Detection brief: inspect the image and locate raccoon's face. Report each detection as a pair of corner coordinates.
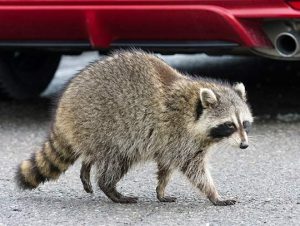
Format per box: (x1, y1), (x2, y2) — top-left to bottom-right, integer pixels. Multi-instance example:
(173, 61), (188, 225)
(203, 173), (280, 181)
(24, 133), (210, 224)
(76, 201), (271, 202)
(196, 83), (253, 149)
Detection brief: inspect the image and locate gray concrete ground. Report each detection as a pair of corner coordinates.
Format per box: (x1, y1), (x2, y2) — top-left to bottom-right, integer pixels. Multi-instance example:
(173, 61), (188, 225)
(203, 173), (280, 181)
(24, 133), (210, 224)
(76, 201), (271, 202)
(0, 53), (299, 225)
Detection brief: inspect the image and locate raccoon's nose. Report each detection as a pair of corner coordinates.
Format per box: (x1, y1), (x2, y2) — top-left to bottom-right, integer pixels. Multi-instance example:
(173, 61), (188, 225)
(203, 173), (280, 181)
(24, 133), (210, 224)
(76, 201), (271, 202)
(240, 142), (248, 149)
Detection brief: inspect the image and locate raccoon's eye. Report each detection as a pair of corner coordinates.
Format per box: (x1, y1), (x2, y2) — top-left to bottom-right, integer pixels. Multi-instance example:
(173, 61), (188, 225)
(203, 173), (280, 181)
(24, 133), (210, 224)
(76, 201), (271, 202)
(243, 120), (251, 133)
(209, 121), (236, 139)
(224, 121), (235, 129)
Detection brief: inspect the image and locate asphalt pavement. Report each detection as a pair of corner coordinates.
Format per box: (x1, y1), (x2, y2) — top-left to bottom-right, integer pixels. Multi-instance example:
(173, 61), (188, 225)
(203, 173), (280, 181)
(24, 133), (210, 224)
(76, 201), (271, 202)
(0, 52), (299, 225)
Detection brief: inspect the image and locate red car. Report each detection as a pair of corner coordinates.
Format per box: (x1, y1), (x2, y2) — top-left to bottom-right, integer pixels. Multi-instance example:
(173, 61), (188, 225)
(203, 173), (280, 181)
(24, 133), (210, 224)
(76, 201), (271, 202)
(0, 0), (300, 98)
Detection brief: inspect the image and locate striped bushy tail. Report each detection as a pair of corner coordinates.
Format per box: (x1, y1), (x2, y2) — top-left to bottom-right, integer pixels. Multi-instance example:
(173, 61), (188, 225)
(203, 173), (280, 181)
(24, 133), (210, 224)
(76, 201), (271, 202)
(15, 131), (79, 190)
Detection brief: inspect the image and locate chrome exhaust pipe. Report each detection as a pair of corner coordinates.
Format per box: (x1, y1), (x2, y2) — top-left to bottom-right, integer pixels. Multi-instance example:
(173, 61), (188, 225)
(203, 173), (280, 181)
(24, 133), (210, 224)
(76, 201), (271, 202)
(275, 32), (300, 57)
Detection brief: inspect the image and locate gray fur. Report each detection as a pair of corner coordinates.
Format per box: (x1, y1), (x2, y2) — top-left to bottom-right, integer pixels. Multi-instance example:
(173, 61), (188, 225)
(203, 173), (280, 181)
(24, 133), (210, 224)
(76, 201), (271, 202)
(16, 50), (253, 205)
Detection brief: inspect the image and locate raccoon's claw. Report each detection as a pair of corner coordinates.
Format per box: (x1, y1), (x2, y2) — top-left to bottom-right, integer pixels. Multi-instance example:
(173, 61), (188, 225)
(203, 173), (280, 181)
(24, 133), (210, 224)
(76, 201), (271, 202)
(81, 175), (93, 193)
(80, 162), (93, 193)
(158, 196), (177, 202)
(83, 182), (93, 194)
(115, 196), (139, 204)
(213, 199), (236, 206)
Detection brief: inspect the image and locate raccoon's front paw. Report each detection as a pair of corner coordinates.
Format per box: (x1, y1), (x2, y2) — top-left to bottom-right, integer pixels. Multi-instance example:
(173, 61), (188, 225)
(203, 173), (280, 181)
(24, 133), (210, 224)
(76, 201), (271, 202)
(213, 199), (236, 206)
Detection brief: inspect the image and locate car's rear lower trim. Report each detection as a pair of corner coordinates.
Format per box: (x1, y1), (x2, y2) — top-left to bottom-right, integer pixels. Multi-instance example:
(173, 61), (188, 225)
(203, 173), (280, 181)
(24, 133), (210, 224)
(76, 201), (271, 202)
(109, 40), (239, 53)
(0, 40), (239, 54)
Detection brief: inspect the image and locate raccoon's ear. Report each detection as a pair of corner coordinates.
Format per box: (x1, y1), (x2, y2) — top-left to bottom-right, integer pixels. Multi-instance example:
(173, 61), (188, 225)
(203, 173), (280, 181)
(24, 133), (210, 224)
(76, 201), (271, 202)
(200, 88), (218, 108)
(233, 83), (247, 101)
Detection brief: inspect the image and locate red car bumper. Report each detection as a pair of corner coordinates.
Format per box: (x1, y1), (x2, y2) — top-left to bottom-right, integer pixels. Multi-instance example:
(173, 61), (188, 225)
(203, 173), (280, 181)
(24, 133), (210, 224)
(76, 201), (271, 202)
(0, 0), (300, 58)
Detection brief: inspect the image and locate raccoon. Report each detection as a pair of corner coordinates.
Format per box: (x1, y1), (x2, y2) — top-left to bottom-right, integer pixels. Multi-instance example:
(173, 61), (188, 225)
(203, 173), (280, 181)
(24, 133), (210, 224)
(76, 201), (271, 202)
(15, 50), (253, 205)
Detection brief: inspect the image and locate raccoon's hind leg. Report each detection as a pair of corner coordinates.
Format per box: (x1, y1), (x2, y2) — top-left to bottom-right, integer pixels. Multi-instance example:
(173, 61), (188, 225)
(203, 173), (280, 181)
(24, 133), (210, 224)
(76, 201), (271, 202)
(97, 155), (138, 204)
(156, 163), (176, 202)
(80, 161), (93, 193)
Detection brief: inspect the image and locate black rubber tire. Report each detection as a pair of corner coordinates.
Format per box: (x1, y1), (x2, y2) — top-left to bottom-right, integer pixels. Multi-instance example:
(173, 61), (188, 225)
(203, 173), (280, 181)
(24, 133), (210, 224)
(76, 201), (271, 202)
(0, 51), (61, 99)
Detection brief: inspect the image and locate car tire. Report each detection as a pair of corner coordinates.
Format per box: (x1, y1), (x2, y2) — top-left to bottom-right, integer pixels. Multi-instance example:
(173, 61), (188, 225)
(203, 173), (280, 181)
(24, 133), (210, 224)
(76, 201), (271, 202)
(0, 51), (61, 99)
